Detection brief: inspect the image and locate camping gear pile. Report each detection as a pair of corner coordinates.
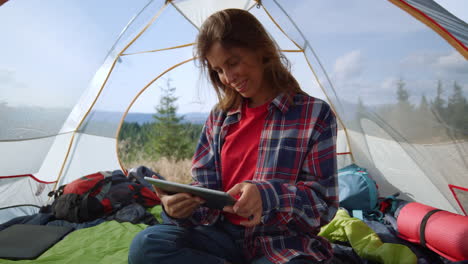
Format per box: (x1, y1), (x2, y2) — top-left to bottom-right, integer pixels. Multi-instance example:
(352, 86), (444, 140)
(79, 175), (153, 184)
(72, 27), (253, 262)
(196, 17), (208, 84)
(1, 0), (467, 263)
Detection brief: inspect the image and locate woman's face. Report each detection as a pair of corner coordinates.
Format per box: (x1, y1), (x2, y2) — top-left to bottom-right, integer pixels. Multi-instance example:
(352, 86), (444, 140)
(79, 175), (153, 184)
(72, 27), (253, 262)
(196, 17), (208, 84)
(206, 42), (273, 107)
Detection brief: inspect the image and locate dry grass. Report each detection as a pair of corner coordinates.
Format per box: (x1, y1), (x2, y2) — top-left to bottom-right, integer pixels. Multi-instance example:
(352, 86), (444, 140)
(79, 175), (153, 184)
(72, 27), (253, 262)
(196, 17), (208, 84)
(124, 157), (193, 184)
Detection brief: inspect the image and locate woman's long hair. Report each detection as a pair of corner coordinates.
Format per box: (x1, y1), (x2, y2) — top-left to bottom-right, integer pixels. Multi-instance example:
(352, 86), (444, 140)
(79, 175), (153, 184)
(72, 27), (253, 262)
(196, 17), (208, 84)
(196, 8), (302, 111)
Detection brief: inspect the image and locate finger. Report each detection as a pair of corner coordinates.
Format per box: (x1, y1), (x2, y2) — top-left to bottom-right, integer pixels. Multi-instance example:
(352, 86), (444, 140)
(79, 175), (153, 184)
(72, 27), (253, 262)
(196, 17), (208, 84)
(235, 199), (256, 215)
(165, 199), (200, 218)
(161, 193), (196, 214)
(153, 187), (167, 198)
(170, 206), (196, 219)
(233, 207), (252, 218)
(165, 193), (198, 208)
(226, 184), (246, 213)
(151, 175), (163, 192)
(226, 183), (243, 198)
(233, 187), (257, 214)
(171, 201), (200, 218)
(228, 184), (249, 211)
(242, 198), (262, 214)
(222, 205), (235, 214)
(236, 197), (263, 218)
(193, 196), (206, 204)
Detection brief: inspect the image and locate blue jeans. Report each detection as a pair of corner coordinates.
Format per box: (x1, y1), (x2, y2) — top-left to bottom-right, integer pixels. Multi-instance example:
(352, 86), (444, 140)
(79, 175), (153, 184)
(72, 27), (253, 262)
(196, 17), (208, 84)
(128, 219), (246, 264)
(128, 219), (325, 264)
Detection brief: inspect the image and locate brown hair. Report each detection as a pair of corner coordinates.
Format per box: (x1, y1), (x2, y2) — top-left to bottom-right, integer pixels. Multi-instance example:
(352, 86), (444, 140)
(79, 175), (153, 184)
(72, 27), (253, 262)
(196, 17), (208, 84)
(196, 8), (302, 111)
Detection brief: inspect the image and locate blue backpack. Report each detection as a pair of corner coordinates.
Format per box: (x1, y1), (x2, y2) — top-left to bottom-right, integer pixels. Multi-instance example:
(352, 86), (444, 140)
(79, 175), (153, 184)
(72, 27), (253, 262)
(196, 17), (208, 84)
(338, 164), (379, 217)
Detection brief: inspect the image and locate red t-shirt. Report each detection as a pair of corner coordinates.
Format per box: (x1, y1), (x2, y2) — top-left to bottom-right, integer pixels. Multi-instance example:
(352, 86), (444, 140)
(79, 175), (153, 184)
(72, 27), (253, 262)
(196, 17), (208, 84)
(221, 101), (269, 224)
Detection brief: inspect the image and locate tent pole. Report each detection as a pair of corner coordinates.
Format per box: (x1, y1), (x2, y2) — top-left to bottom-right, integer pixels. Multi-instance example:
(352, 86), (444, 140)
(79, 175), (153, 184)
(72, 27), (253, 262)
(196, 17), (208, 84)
(302, 52), (356, 164)
(50, 54), (122, 196)
(50, 2), (171, 192)
(122, 43), (194, 56)
(114, 57), (196, 173)
(262, 3), (356, 163)
(119, 2), (170, 56)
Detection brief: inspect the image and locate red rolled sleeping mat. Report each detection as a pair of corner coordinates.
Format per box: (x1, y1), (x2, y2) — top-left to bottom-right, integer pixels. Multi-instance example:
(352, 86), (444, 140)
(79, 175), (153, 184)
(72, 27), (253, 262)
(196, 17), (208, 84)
(397, 202), (468, 261)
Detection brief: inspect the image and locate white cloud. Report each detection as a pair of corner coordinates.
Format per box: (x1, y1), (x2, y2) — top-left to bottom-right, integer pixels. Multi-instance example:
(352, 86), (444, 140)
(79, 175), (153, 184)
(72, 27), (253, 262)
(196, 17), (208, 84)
(380, 77), (399, 93)
(333, 50), (364, 82)
(434, 51), (468, 74)
(401, 51), (468, 76)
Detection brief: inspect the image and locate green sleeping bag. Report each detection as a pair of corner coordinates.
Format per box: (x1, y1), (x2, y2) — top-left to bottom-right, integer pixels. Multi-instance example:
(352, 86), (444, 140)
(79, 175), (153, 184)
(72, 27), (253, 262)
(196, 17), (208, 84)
(319, 209), (417, 264)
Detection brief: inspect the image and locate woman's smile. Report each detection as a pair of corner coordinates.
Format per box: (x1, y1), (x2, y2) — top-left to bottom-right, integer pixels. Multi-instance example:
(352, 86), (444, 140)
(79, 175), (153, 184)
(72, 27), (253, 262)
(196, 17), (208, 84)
(233, 80), (247, 93)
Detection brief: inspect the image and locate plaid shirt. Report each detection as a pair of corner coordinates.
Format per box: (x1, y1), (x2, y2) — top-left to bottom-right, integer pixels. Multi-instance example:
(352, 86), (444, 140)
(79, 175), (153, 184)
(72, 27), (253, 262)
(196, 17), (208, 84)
(168, 92), (338, 263)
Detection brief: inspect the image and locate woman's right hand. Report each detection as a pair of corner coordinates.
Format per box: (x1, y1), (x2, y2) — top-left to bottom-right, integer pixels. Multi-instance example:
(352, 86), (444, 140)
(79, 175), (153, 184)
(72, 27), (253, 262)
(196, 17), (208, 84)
(154, 186), (205, 219)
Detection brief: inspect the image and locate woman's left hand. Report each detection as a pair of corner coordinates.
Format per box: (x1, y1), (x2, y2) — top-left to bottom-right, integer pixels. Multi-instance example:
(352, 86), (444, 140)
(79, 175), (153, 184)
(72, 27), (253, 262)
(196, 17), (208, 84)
(223, 182), (262, 227)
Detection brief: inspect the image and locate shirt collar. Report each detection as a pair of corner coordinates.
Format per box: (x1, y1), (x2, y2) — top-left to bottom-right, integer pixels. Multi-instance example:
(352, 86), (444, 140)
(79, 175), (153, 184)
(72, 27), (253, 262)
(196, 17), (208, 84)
(270, 92), (291, 113)
(226, 93), (292, 116)
(226, 103), (242, 116)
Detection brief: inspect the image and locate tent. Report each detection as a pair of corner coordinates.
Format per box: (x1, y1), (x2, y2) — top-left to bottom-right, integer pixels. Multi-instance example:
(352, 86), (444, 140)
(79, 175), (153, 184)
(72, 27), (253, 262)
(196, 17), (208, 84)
(0, 0), (467, 235)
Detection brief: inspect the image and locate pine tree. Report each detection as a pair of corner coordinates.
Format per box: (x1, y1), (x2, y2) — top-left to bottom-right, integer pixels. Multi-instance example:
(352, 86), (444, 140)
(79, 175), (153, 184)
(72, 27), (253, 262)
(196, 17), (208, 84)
(431, 80), (446, 119)
(146, 79), (193, 161)
(396, 78), (413, 116)
(447, 81), (468, 137)
(419, 94), (429, 112)
(396, 78), (410, 105)
(393, 78), (415, 139)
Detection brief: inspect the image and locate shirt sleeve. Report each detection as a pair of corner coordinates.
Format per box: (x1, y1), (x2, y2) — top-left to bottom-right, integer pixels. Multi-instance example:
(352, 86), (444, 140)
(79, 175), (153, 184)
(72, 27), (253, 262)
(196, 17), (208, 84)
(164, 109), (221, 227)
(249, 105), (339, 231)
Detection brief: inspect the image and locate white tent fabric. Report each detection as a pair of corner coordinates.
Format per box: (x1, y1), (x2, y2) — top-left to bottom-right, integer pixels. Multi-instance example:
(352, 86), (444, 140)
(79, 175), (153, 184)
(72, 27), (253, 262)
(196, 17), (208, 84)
(406, 0), (468, 47)
(173, 0), (256, 28)
(1, 0), (467, 223)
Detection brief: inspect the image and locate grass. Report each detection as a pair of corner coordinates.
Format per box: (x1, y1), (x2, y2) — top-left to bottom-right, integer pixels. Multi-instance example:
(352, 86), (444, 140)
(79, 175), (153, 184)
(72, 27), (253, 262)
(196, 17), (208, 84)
(123, 157), (193, 184)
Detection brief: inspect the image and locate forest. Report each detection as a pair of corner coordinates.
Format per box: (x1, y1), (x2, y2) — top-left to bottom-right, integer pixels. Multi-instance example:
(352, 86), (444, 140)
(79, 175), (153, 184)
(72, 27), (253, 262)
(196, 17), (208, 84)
(363, 80), (468, 143)
(117, 79), (467, 180)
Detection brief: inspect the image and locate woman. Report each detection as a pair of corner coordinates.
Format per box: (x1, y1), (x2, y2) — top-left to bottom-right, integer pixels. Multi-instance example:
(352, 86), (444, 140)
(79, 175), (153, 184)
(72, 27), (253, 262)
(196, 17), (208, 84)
(128, 8), (338, 264)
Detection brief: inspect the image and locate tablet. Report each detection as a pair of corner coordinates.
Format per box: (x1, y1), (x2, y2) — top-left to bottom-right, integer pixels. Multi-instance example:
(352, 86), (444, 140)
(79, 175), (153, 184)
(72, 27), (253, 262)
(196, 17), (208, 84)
(144, 177), (236, 210)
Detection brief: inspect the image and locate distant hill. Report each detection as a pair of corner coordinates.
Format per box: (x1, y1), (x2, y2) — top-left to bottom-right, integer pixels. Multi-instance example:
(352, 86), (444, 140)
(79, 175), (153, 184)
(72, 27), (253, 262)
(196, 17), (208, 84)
(124, 112), (208, 125)
(123, 112), (153, 124)
(84, 111), (208, 125)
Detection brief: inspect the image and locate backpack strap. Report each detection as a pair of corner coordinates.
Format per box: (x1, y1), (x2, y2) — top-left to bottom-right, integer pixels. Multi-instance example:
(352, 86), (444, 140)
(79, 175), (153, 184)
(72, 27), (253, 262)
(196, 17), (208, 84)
(79, 177), (113, 220)
(82, 177), (112, 201)
(83, 174), (130, 202)
(419, 209), (442, 247)
(48, 184), (66, 199)
(80, 174), (135, 219)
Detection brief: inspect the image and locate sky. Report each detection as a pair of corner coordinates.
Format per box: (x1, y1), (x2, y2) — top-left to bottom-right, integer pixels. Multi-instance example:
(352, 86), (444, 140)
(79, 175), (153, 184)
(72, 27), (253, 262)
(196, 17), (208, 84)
(0, 0), (467, 115)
